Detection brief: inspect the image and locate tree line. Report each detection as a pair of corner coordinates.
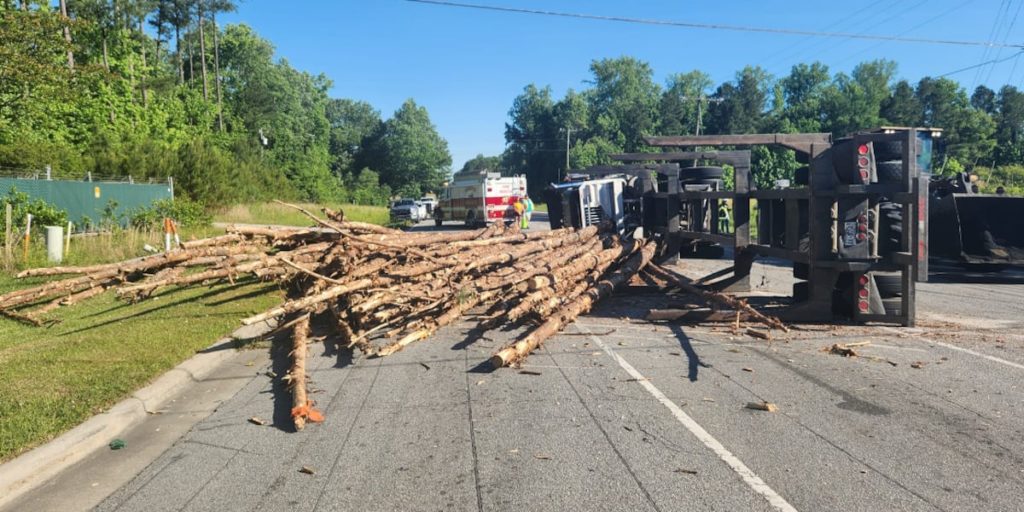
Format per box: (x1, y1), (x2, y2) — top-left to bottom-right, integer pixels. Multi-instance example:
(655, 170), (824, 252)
(0, 1), (452, 207)
(499, 57), (1023, 195)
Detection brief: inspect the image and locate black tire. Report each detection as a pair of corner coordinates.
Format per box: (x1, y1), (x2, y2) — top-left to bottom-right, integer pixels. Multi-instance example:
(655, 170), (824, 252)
(794, 166), (809, 186)
(876, 160), (903, 184)
(882, 297), (902, 315)
(872, 272), (902, 297)
(465, 210), (475, 227)
(793, 281), (809, 302)
(872, 141), (903, 161)
(793, 262), (809, 280)
(680, 178), (723, 186)
(680, 166), (724, 181)
(434, 216), (443, 227)
(878, 202), (903, 254)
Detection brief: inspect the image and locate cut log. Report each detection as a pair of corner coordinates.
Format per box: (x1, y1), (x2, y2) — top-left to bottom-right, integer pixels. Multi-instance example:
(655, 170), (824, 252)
(490, 241), (655, 368)
(644, 264), (789, 333)
(241, 278), (374, 325)
(286, 314), (322, 431)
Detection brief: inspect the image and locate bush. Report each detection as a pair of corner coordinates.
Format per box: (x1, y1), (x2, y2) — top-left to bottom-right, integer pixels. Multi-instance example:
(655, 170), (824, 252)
(0, 187), (69, 244)
(128, 198), (211, 230)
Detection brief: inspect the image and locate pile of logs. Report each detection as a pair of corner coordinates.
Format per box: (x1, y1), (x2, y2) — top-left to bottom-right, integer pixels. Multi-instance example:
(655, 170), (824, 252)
(0, 203), (661, 430)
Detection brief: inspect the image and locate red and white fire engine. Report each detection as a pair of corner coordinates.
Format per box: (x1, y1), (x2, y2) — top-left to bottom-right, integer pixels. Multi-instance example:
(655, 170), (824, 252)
(433, 172), (527, 227)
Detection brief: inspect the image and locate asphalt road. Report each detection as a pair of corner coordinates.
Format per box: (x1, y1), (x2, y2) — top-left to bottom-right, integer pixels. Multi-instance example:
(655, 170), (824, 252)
(12, 217), (1024, 512)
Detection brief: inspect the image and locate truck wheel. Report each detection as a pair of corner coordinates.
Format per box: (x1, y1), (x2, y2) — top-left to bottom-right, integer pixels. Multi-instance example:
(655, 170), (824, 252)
(680, 166), (724, 182)
(465, 211), (475, 227)
(434, 214), (443, 227)
(872, 141), (903, 161)
(876, 160), (903, 183)
(882, 297), (902, 315)
(878, 202), (903, 254)
(872, 272), (902, 297)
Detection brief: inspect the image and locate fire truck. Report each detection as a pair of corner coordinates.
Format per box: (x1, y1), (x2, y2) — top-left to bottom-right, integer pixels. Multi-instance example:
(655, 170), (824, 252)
(433, 172), (527, 227)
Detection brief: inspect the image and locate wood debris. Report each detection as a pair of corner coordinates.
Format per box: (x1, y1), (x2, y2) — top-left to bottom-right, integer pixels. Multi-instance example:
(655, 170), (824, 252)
(826, 341), (871, 357)
(745, 401), (778, 412)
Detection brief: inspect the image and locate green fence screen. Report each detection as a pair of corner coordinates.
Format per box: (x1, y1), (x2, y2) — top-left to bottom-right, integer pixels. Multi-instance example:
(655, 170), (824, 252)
(0, 178), (173, 226)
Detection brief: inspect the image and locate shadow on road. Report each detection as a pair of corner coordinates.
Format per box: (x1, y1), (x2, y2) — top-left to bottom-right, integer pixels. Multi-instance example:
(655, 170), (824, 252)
(927, 259), (1024, 285)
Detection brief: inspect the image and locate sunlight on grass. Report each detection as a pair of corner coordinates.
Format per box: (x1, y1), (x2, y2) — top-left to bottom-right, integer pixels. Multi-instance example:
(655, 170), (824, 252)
(0, 274), (282, 462)
(212, 202), (389, 227)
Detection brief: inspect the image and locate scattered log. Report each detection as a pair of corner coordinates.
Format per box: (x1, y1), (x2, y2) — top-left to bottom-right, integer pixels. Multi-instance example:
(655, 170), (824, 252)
(490, 241), (655, 368)
(643, 264), (789, 333)
(285, 314), (322, 431)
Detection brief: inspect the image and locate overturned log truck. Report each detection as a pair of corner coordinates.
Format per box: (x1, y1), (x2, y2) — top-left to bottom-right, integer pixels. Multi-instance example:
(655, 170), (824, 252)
(548, 128), (939, 326)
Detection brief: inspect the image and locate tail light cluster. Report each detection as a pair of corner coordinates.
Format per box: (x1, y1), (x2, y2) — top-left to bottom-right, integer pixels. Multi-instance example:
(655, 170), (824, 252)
(857, 274), (870, 313)
(856, 144), (871, 184)
(856, 211), (868, 243)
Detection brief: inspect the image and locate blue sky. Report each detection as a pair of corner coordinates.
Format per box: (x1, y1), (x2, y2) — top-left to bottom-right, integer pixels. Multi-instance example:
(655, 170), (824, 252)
(221, 0), (1023, 171)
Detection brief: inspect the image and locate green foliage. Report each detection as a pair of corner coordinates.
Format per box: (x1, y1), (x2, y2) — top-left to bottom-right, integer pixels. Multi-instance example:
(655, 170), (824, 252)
(1, 187), (69, 243)
(366, 99), (452, 197)
(975, 165), (1024, 195)
(0, 8), (430, 211)
(459, 154), (503, 175)
(587, 57), (661, 152)
(343, 168), (391, 206)
(128, 197), (211, 229)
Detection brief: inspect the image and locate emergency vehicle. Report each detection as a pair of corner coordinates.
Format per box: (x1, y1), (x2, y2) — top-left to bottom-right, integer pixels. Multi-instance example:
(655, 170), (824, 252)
(433, 172), (527, 227)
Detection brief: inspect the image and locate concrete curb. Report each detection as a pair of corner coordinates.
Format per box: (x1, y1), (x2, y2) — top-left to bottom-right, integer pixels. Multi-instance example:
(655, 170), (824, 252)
(0, 321), (275, 509)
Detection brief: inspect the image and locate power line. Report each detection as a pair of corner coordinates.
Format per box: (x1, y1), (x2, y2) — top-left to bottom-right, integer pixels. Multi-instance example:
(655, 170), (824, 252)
(972, 0), (1013, 89)
(762, 0), (892, 72)
(984, 0), (1024, 83)
(939, 49), (1024, 77)
(405, 0), (1024, 48)
(834, 0), (978, 67)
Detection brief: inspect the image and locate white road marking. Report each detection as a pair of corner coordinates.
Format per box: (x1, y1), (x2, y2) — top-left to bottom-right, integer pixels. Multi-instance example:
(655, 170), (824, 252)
(865, 344), (929, 353)
(881, 327), (1024, 371)
(576, 324), (799, 512)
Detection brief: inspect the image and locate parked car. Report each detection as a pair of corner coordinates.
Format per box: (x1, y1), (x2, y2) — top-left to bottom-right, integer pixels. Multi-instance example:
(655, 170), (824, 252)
(418, 196), (437, 215)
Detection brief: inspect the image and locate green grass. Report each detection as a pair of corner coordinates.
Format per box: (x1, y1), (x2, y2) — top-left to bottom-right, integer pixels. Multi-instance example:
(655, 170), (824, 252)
(0, 274), (282, 462)
(212, 202), (389, 227)
(0, 221), (285, 462)
(0, 201), (386, 460)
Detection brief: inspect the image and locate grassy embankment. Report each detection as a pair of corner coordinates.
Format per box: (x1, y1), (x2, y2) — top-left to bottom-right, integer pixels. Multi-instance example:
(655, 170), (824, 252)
(0, 202), (385, 462)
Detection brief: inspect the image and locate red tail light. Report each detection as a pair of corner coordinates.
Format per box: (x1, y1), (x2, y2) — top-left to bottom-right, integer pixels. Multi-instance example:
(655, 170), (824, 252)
(858, 144), (870, 155)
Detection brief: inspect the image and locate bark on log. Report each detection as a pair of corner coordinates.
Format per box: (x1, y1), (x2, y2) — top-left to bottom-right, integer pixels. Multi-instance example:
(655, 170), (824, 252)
(241, 278), (374, 325)
(490, 241), (655, 368)
(287, 314), (321, 431)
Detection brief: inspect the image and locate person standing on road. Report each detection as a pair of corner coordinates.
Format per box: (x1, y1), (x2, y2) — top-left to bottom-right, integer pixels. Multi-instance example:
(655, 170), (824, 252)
(512, 197), (525, 229)
(523, 195), (534, 229)
(718, 199), (732, 233)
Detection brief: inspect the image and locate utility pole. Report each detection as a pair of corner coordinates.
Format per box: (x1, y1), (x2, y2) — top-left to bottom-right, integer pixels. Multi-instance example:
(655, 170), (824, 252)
(682, 95), (724, 136)
(59, 0), (74, 70)
(564, 127), (572, 181)
(679, 95), (723, 167)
